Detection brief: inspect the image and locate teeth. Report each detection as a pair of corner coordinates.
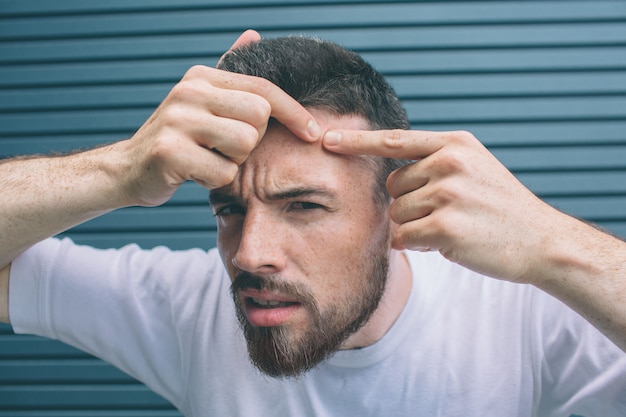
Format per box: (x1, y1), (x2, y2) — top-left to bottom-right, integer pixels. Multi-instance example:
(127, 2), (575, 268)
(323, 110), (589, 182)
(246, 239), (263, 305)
(252, 298), (282, 307)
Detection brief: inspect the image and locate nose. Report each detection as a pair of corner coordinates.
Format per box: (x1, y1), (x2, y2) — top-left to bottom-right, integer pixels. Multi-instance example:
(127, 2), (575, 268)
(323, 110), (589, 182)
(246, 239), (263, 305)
(232, 209), (287, 275)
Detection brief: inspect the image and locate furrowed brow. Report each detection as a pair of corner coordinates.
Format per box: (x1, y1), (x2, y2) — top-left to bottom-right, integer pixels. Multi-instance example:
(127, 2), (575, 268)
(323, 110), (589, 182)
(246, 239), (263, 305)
(266, 187), (337, 202)
(209, 187), (338, 206)
(208, 190), (241, 207)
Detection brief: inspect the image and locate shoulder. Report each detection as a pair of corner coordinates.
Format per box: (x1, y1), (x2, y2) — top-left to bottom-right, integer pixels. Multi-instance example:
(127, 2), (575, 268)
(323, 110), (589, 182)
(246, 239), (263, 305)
(12, 237), (228, 297)
(403, 249), (582, 340)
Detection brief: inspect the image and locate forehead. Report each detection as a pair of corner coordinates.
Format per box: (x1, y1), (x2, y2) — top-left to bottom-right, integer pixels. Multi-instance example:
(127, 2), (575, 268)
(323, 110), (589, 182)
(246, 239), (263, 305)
(215, 112), (374, 200)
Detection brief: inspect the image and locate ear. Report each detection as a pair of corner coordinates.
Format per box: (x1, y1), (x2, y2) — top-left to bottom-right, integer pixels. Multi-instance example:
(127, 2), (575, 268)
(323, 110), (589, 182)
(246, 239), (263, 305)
(217, 30), (261, 66)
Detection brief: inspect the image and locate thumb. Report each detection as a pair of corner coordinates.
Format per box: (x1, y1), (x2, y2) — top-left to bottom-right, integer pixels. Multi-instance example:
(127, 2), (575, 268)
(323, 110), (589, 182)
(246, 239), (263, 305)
(229, 29), (261, 50)
(218, 30), (261, 65)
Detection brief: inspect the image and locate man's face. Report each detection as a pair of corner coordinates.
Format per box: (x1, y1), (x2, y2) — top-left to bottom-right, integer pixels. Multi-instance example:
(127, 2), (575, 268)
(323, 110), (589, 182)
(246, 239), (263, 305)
(210, 112), (392, 378)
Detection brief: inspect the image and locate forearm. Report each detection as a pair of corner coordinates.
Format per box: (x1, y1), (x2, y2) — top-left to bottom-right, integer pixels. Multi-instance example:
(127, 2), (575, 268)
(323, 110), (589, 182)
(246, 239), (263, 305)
(0, 140), (134, 269)
(530, 213), (626, 351)
(0, 61), (319, 270)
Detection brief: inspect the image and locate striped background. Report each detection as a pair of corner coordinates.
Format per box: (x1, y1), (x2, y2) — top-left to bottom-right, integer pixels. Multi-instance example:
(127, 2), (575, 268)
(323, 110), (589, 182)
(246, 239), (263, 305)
(1, 1), (625, 415)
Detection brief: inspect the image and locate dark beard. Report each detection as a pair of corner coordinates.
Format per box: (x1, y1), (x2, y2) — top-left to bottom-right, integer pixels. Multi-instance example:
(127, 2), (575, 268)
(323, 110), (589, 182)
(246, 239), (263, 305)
(230, 251), (389, 379)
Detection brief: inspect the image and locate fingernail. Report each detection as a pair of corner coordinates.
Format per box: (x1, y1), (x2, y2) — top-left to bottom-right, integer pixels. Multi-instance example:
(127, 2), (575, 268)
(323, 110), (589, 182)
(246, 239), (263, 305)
(324, 131), (342, 146)
(307, 120), (322, 140)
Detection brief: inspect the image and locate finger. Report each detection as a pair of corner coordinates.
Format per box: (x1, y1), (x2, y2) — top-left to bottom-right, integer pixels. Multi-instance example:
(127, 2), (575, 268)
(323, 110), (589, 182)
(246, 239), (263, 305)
(390, 191), (434, 225)
(195, 116), (262, 165)
(392, 220), (442, 252)
(217, 30), (262, 66)
(206, 68), (322, 142)
(385, 163), (428, 199)
(268, 90), (322, 142)
(195, 85), (273, 142)
(167, 140), (240, 190)
(391, 205), (455, 252)
(229, 29), (261, 50)
(323, 129), (447, 159)
(191, 157), (239, 190)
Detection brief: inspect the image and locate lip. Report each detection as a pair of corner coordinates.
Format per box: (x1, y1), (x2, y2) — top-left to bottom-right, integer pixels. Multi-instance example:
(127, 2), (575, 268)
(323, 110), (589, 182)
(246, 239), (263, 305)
(239, 289), (302, 327)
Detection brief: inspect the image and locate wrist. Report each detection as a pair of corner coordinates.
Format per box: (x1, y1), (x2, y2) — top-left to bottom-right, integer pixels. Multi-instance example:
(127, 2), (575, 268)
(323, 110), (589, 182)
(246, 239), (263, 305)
(527, 212), (616, 296)
(69, 140), (138, 211)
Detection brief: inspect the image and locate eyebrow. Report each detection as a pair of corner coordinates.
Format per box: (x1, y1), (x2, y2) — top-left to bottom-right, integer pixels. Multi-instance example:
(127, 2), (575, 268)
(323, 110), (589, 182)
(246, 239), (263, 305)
(209, 190), (241, 207)
(209, 187), (337, 206)
(267, 187), (336, 201)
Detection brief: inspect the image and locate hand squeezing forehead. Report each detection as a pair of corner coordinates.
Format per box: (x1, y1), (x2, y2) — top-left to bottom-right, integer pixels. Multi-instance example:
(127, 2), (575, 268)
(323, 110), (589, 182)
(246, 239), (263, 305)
(0, 30), (323, 324)
(122, 30), (321, 207)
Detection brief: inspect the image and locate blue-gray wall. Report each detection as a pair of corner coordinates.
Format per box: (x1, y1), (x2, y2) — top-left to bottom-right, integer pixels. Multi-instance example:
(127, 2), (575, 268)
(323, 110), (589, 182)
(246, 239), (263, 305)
(1, 1), (625, 415)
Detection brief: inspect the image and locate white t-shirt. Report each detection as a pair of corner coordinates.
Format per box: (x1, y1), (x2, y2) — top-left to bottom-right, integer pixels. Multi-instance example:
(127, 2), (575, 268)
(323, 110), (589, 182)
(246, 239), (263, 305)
(9, 238), (626, 416)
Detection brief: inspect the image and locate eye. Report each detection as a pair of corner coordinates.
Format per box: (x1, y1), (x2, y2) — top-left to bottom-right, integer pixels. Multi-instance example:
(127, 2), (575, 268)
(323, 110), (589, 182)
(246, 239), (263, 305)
(213, 204), (246, 217)
(288, 201), (325, 211)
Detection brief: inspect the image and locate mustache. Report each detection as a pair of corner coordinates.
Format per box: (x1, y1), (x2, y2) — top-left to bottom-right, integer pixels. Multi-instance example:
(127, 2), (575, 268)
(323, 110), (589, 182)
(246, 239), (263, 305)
(230, 272), (317, 307)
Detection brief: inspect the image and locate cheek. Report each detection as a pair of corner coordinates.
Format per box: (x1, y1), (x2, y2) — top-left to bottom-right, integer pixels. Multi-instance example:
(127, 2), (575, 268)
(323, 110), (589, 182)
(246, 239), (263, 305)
(216, 223), (242, 278)
(298, 211), (390, 295)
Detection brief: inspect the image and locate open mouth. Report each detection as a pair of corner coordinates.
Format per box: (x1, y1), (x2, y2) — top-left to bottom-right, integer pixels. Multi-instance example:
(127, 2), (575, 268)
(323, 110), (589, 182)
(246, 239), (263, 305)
(248, 297), (300, 309)
(239, 291), (302, 327)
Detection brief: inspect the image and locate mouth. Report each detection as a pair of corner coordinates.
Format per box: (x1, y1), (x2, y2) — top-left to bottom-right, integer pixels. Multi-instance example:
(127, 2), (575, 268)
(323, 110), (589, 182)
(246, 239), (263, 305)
(249, 297), (299, 309)
(239, 289), (302, 327)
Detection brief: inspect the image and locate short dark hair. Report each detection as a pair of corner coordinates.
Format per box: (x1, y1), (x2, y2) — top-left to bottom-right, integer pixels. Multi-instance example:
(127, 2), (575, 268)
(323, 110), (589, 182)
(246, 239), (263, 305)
(217, 36), (410, 205)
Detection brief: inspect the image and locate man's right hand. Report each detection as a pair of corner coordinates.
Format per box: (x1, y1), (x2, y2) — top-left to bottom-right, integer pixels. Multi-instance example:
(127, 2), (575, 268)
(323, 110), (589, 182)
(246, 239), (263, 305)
(120, 32), (321, 207)
(0, 30), (321, 322)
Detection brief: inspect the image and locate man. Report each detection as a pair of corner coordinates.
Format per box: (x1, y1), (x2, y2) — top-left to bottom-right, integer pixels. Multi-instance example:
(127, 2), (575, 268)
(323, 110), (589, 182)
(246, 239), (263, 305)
(1, 31), (626, 416)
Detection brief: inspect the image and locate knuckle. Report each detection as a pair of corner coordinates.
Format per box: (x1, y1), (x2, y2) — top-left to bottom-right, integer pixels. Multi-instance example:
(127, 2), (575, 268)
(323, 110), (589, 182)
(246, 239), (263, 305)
(395, 224), (433, 252)
(214, 162), (239, 187)
(432, 180), (463, 205)
(435, 207), (464, 237)
(389, 194), (428, 225)
(429, 148), (468, 175)
(386, 163), (414, 195)
(241, 123), (261, 147)
(150, 133), (179, 157)
(388, 200), (406, 224)
(159, 103), (190, 128)
(385, 176), (400, 199)
(393, 228), (410, 248)
(233, 125), (261, 161)
(252, 76), (274, 97)
(183, 64), (210, 80)
(425, 212), (452, 240)
(450, 130), (478, 145)
(170, 78), (205, 100)
(381, 129), (407, 149)
(248, 97), (272, 125)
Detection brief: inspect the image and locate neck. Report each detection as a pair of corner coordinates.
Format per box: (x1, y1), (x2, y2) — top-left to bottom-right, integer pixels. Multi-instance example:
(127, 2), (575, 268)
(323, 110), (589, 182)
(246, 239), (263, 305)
(340, 249), (413, 349)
